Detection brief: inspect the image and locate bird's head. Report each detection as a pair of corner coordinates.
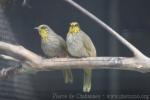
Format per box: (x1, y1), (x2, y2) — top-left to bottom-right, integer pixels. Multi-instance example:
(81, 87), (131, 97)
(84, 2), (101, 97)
(34, 24), (49, 41)
(68, 22), (80, 35)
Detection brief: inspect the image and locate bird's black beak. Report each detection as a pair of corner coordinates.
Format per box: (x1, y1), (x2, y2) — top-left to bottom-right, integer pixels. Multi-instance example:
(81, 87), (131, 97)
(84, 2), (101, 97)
(34, 27), (39, 30)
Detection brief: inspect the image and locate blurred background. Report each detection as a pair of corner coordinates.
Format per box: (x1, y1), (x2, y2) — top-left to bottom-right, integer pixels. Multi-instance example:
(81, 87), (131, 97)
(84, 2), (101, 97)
(0, 0), (150, 100)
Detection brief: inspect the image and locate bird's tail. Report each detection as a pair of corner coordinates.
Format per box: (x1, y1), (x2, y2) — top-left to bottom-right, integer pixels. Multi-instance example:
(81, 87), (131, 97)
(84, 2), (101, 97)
(63, 69), (73, 84)
(83, 68), (92, 92)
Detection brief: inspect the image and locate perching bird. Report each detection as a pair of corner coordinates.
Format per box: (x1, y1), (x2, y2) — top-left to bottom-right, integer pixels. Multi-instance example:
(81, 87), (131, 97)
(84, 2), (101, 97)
(35, 24), (73, 84)
(66, 22), (96, 92)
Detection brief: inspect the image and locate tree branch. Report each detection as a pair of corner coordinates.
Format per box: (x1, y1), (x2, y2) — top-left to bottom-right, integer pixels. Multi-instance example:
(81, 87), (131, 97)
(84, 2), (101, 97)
(0, 0), (149, 78)
(0, 41), (149, 75)
(64, 0), (148, 60)
(0, 41), (42, 64)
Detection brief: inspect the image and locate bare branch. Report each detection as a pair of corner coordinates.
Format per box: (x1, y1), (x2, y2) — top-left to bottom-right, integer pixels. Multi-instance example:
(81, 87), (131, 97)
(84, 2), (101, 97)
(0, 41), (149, 75)
(0, 41), (42, 64)
(0, 0), (149, 78)
(0, 54), (19, 61)
(33, 57), (150, 73)
(64, 0), (148, 60)
(0, 1), (149, 80)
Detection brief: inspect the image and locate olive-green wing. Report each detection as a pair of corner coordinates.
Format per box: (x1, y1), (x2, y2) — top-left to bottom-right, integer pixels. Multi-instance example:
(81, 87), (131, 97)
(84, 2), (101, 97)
(81, 31), (96, 57)
(56, 35), (69, 56)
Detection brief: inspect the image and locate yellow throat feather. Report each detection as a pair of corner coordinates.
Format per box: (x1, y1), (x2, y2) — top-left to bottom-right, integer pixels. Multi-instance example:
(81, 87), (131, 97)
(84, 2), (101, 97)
(38, 25), (49, 42)
(68, 22), (80, 35)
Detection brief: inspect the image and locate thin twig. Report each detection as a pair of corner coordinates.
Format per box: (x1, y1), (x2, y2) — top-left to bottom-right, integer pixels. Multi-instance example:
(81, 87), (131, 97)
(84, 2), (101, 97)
(64, 0), (148, 60)
(0, 54), (19, 61)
